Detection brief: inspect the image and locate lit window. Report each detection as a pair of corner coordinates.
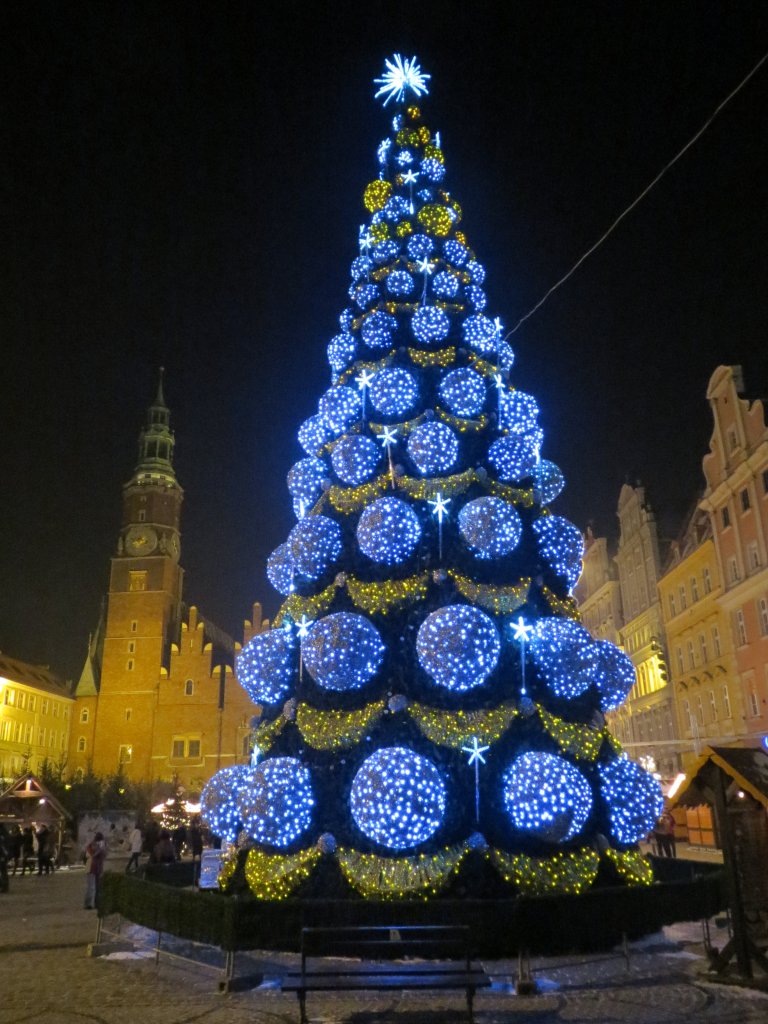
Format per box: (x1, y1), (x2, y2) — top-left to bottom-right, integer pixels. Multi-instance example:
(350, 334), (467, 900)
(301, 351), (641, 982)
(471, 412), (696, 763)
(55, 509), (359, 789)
(118, 744), (132, 764)
(741, 488), (751, 512)
(28, 696), (36, 712)
(722, 685), (731, 718)
(17, 692), (26, 710)
(39, 728), (46, 745)
(747, 542), (760, 571)
(129, 572), (147, 592)
(703, 567), (712, 594)
(669, 594), (676, 617)
(41, 699), (49, 715)
(131, 620), (138, 633)
(128, 641), (136, 654)
(759, 598), (768, 637)
(53, 702), (60, 718)
(722, 507), (731, 529)
(172, 739), (185, 759)
(4, 689), (14, 706)
(709, 690), (717, 721)
(171, 736), (202, 761)
(729, 557), (739, 584)
(188, 739), (201, 759)
(77, 737), (86, 753)
(691, 577), (699, 602)
(184, 680), (194, 696)
(687, 640), (695, 669)
(736, 609), (748, 647)
(125, 708), (132, 721)
(749, 691), (760, 717)
(712, 626), (721, 657)
(679, 586), (687, 611)
(80, 708), (89, 724)
(127, 659), (134, 671)
(699, 633), (708, 664)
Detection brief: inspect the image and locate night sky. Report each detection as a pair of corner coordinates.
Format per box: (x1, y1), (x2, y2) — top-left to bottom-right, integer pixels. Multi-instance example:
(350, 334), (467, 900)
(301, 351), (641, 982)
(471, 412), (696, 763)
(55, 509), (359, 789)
(3, 3), (768, 681)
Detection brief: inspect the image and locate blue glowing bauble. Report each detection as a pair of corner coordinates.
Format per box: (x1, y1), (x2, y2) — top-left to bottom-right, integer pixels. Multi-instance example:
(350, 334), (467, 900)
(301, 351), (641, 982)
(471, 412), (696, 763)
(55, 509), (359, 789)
(466, 260), (485, 284)
(350, 256), (373, 280)
(416, 604), (501, 691)
(319, 386), (362, 433)
(503, 752), (593, 843)
(387, 269), (415, 296)
(432, 270), (459, 300)
(411, 305), (450, 345)
(361, 310), (397, 350)
(266, 542), (295, 596)
(392, 113), (404, 130)
(339, 308), (354, 331)
(416, 187), (434, 203)
(287, 457), (326, 505)
(406, 233), (434, 260)
(353, 283), (379, 310)
(462, 314), (497, 354)
(377, 138), (391, 164)
(458, 497), (522, 560)
(487, 435), (538, 481)
(465, 285), (487, 311)
(298, 414), (332, 458)
(598, 757), (664, 845)
(238, 757), (314, 849)
(372, 239), (398, 263)
(369, 367), (419, 417)
(330, 435), (381, 485)
(528, 617), (595, 700)
(350, 746), (446, 850)
(356, 496), (422, 564)
(201, 765), (254, 844)
(288, 515), (343, 580)
(302, 612), (385, 691)
(499, 390), (539, 435)
(420, 157), (445, 183)
(591, 640), (636, 713)
(396, 148), (413, 165)
(327, 332), (357, 375)
(384, 195), (410, 221)
(497, 340), (515, 371)
(443, 239), (468, 266)
(407, 421), (458, 474)
(538, 459), (565, 504)
(438, 367), (486, 417)
(533, 515), (584, 590)
(236, 628), (295, 705)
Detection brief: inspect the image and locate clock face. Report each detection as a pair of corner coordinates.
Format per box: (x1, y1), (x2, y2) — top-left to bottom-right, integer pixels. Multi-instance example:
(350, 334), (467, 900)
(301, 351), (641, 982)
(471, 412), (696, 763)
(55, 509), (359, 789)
(125, 526), (158, 556)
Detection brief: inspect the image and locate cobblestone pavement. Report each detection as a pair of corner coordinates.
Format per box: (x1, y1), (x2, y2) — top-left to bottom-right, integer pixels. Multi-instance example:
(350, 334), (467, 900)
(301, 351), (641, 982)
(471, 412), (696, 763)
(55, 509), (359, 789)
(1, 866), (767, 1024)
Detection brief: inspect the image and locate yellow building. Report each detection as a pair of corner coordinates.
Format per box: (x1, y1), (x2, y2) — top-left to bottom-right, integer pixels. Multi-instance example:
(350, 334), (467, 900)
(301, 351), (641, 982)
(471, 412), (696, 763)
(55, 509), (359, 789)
(0, 654), (73, 784)
(67, 374), (265, 790)
(658, 507), (744, 774)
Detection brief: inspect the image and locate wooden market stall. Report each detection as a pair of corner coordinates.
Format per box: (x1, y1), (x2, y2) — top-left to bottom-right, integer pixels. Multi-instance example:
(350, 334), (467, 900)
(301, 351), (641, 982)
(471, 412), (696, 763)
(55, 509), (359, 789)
(0, 772), (71, 863)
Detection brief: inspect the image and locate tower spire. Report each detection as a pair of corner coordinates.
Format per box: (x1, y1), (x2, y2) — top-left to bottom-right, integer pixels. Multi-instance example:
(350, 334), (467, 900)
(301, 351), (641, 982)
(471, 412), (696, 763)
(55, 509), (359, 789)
(130, 370), (177, 486)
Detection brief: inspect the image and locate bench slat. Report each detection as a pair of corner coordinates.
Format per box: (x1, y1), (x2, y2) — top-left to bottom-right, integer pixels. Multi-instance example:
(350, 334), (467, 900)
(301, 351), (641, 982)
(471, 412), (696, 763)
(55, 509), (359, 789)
(282, 973), (489, 992)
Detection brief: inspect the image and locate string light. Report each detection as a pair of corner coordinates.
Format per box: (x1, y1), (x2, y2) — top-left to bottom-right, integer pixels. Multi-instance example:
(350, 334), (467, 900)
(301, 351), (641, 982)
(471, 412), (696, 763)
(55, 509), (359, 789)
(372, 239), (398, 262)
(490, 847), (600, 896)
(533, 514), (585, 590)
(298, 414), (332, 457)
(498, 390), (539, 435)
(488, 434), (538, 482)
(387, 269), (416, 295)
(287, 514), (343, 579)
(537, 705), (605, 762)
(374, 54), (431, 106)
(327, 332), (357, 375)
(502, 751), (593, 843)
(465, 284), (487, 310)
(266, 542), (296, 596)
(361, 309), (397, 349)
(286, 457), (327, 506)
(448, 571), (530, 615)
(416, 604), (501, 692)
(443, 239), (468, 266)
(462, 313), (497, 354)
(417, 203), (453, 236)
(350, 746), (447, 850)
(528, 617), (595, 700)
(200, 765), (253, 844)
(301, 611), (385, 691)
(466, 260), (485, 284)
(357, 495), (422, 564)
(346, 572), (429, 614)
(238, 757), (314, 848)
(406, 233), (434, 260)
(457, 496), (522, 559)
(363, 178), (393, 212)
(408, 701), (518, 749)
(338, 843), (467, 898)
(438, 367), (486, 417)
(598, 757), (664, 845)
(604, 848), (653, 886)
(241, 847), (322, 900)
(538, 459), (566, 504)
(411, 304), (450, 344)
(319, 385), (362, 433)
(330, 435), (381, 485)
(296, 700), (387, 750)
(236, 627), (295, 705)
(369, 367), (419, 417)
(407, 421), (459, 474)
(408, 346), (456, 368)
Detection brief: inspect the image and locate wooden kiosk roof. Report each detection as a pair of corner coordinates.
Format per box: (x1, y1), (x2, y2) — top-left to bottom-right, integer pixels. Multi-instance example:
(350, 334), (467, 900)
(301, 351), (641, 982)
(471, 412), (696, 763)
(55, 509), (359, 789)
(672, 746), (768, 810)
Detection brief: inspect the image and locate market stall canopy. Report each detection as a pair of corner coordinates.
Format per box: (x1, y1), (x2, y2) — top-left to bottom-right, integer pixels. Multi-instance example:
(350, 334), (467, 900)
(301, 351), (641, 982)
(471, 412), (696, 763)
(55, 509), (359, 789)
(671, 746), (768, 809)
(0, 772), (69, 826)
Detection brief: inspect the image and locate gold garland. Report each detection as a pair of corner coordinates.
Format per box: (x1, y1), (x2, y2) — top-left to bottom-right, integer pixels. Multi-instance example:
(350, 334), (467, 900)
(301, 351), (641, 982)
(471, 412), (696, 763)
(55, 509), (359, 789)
(337, 844), (468, 898)
(467, 351), (504, 379)
(243, 847), (323, 900)
(604, 848), (653, 887)
(486, 480), (535, 508)
(490, 847), (600, 896)
(408, 702), (518, 749)
(368, 411), (428, 436)
(337, 352), (394, 385)
(449, 571), (530, 614)
(537, 705), (605, 762)
(347, 572), (429, 614)
(541, 586), (581, 620)
(436, 407), (488, 433)
(327, 474), (391, 514)
(217, 850), (240, 892)
(274, 583), (338, 626)
(296, 701), (387, 750)
(605, 733), (624, 756)
(407, 346), (456, 368)
(398, 468), (477, 501)
(252, 714), (287, 754)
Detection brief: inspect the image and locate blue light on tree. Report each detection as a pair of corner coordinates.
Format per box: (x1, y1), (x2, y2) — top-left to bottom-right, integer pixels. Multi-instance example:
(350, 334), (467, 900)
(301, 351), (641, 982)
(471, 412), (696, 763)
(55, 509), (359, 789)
(369, 367), (419, 417)
(496, 339), (515, 371)
(384, 195), (410, 221)
(350, 256), (373, 280)
(328, 333), (357, 375)
(439, 367), (486, 417)
(503, 752), (593, 843)
(498, 390), (539, 435)
(374, 54), (431, 106)
(361, 310), (397, 349)
(465, 284), (487, 310)
(339, 308), (355, 331)
(458, 496), (522, 559)
(416, 604), (501, 691)
(591, 640), (637, 712)
(598, 757), (663, 845)
(266, 542), (295, 596)
(238, 757), (314, 849)
(466, 259), (485, 284)
(462, 314), (497, 354)
(200, 765), (254, 844)
(528, 617), (596, 700)
(319, 386), (362, 433)
(538, 459), (566, 504)
(443, 239), (468, 266)
(288, 515), (343, 579)
(372, 239), (398, 263)
(236, 627), (296, 705)
(357, 496), (422, 564)
(350, 746), (446, 850)
(407, 421), (459, 474)
(298, 414), (332, 457)
(287, 457), (327, 506)
(420, 157), (445, 183)
(411, 305), (450, 345)
(396, 149), (414, 166)
(432, 270), (460, 300)
(353, 283), (379, 310)
(487, 435), (538, 481)
(407, 233), (434, 260)
(330, 435), (381, 485)
(533, 515), (584, 590)
(387, 269), (415, 296)
(302, 612), (385, 691)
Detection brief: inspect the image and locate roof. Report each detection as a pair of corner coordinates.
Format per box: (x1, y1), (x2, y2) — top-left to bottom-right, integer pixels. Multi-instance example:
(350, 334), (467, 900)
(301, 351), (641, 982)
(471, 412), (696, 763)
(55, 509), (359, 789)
(0, 773), (69, 822)
(0, 653), (72, 698)
(672, 745), (768, 810)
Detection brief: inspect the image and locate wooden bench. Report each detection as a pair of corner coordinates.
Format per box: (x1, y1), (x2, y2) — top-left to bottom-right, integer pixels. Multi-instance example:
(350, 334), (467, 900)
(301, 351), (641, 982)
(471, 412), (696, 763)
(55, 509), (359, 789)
(281, 924), (489, 1023)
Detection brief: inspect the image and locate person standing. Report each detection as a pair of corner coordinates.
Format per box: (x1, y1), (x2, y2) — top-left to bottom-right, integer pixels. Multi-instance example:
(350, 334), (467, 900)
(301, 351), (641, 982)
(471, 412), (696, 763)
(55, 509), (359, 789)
(20, 827), (34, 875)
(36, 824), (53, 875)
(0, 824), (10, 893)
(8, 826), (22, 875)
(126, 823), (143, 873)
(83, 832), (107, 909)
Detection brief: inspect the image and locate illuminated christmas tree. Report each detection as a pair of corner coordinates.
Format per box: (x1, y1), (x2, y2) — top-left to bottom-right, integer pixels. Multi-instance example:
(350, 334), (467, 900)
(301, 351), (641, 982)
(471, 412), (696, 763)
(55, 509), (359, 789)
(203, 55), (663, 900)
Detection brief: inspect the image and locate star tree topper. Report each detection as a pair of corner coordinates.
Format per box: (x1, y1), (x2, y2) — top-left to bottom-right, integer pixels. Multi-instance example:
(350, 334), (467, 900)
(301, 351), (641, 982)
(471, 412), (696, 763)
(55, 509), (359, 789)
(374, 54), (431, 106)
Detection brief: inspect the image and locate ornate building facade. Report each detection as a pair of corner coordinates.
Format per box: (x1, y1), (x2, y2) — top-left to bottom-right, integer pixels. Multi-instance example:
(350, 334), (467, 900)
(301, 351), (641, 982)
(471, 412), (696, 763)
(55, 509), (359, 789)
(0, 654), (73, 784)
(67, 375), (264, 790)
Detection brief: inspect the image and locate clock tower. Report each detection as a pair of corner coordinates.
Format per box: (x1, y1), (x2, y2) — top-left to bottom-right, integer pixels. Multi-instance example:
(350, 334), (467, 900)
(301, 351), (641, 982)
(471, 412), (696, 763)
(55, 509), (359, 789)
(88, 370), (185, 779)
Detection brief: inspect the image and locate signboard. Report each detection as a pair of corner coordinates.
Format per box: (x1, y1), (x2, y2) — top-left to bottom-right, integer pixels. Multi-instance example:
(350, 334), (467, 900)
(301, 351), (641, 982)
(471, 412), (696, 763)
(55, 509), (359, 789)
(198, 849), (225, 889)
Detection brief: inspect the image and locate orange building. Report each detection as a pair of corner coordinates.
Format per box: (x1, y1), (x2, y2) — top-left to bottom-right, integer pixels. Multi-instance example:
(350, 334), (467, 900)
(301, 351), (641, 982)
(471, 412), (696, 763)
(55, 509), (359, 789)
(68, 375), (265, 789)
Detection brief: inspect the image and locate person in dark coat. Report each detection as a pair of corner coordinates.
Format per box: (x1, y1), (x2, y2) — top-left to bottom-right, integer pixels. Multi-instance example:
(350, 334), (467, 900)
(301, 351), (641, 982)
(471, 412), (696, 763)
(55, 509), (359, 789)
(36, 824), (53, 875)
(7, 826), (22, 875)
(20, 827), (35, 875)
(152, 830), (176, 864)
(0, 824), (10, 893)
